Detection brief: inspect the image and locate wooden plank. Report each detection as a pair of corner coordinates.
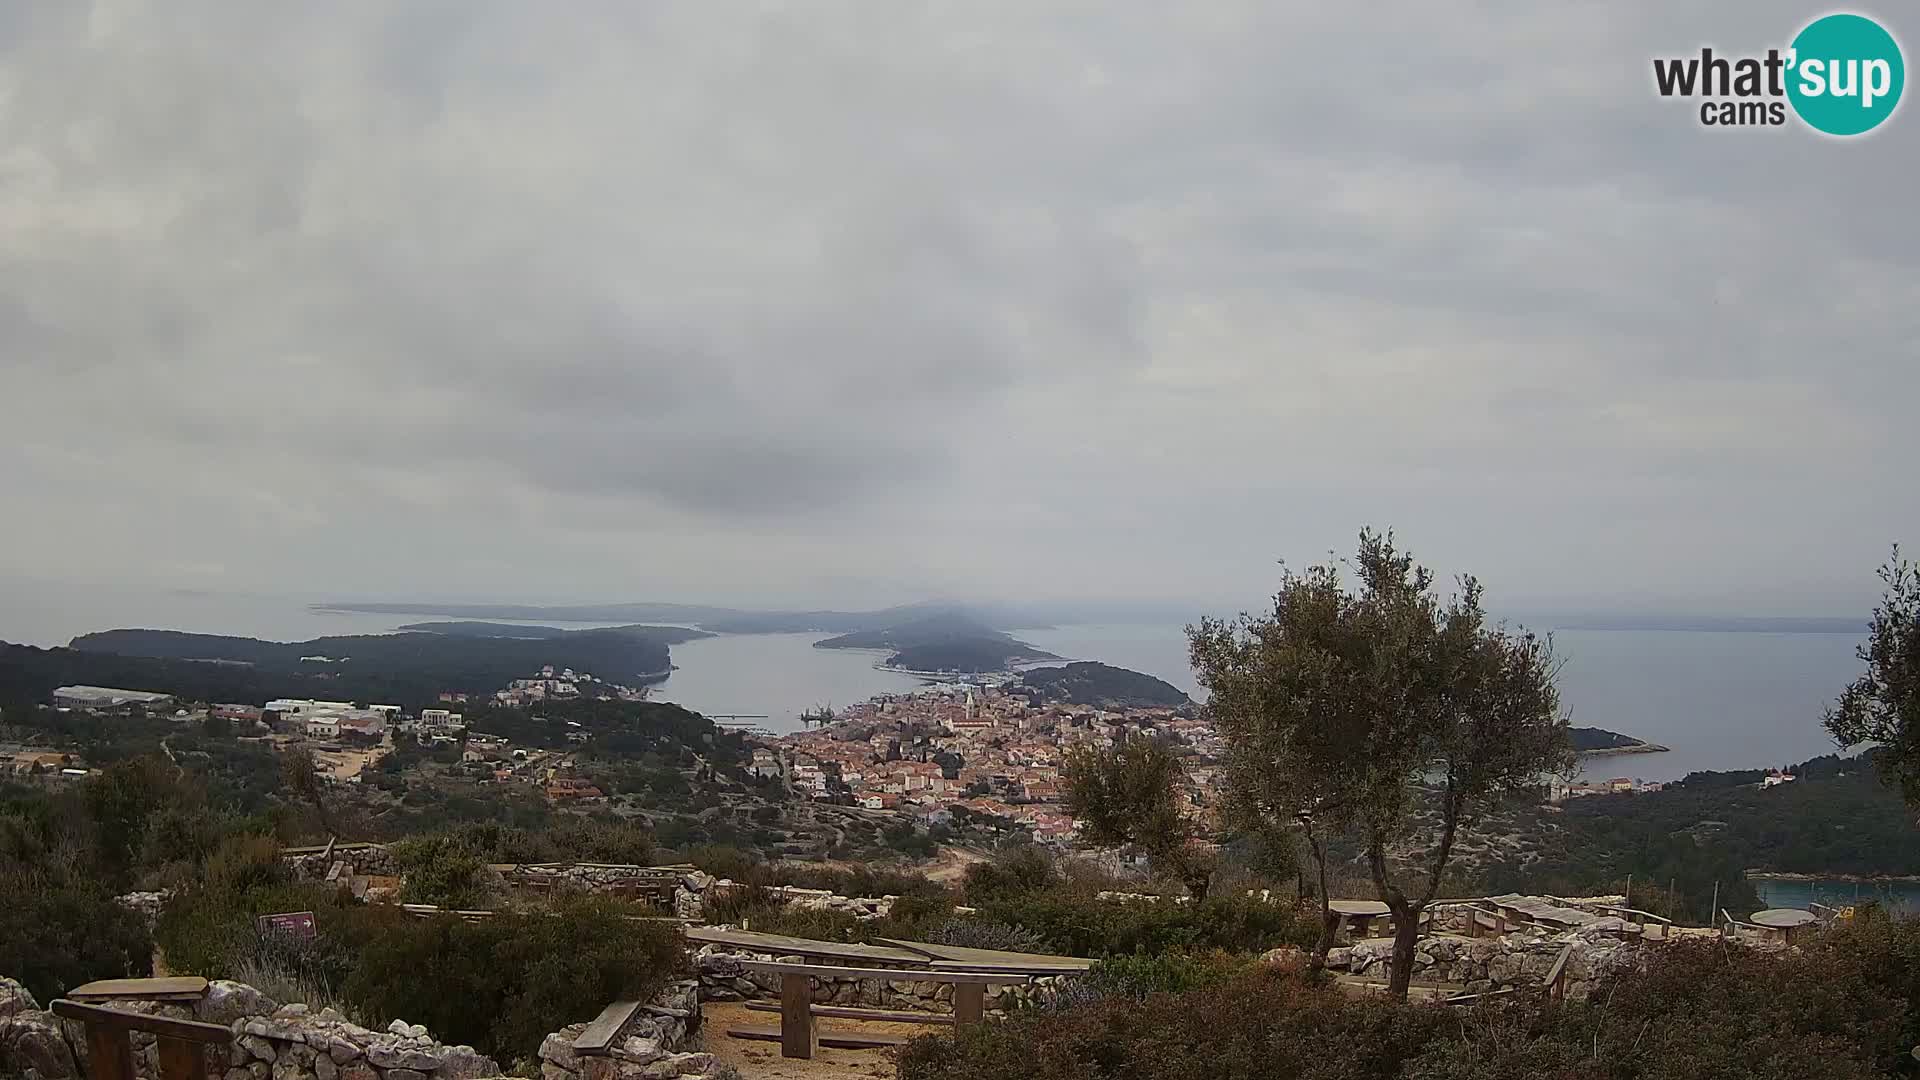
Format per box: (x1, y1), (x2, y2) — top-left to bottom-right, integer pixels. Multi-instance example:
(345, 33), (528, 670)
(155, 1036), (205, 1080)
(1444, 988), (1519, 1006)
(780, 973), (815, 1060)
(736, 961), (1022, 985)
(85, 1021), (135, 1080)
(68, 978), (210, 1002)
(571, 1000), (643, 1056)
(686, 927), (927, 966)
(744, 1002), (955, 1025)
(50, 1001), (233, 1045)
(925, 960), (1085, 977)
(1543, 944), (1574, 1000)
(726, 1025), (910, 1050)
(953, 982), (985, 1026)
(875, 938), (1093, 972)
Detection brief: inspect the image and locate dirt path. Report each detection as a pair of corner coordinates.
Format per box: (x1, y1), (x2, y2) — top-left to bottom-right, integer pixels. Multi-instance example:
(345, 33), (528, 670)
(700, 1002), (923, 1080)
(923, 845), (989, 884)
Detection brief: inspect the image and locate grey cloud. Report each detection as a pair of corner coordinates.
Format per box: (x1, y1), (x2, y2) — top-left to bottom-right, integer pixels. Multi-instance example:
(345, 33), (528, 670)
(0, 0), (1914, 613)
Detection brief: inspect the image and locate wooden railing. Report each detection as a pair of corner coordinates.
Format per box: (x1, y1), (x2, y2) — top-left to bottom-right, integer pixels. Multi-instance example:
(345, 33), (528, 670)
(51, 1000), (231, 1080)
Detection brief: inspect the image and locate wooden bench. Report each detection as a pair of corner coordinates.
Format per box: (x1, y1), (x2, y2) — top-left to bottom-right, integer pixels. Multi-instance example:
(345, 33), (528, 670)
(726, 961), (1028, 1059)
(744, 1002), (954, 1025)
(52, 999), (231, 1080)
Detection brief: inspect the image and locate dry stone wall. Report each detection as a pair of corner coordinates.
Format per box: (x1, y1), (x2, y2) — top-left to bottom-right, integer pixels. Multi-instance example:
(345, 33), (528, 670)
(0, 977), (713, 1080)
(1329, 928), (1633, 1001)
(692, 946), (1067, 1015)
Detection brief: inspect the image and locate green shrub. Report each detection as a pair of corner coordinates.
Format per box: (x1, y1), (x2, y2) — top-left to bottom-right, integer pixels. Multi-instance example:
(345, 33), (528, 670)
(974, 889), (1315, 958)
(962, 846), (1058, 904)
(391, 834), (493, 908)
(0, 874), (154, 1002)
(1080, 949), (1248, 998)
(903, 938), (1917, 1080)
(923, 918), (1047, 954)
(342, 896), (685, 1060)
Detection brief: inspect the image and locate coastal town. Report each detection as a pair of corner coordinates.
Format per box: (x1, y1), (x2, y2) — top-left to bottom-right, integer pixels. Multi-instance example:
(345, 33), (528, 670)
(5, 658), (1743, 857)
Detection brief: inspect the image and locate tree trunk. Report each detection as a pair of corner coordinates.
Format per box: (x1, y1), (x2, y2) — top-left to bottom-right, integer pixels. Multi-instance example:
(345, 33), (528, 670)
(1386, 900), (1421, 1000)
(1303, 818), (1335, 972)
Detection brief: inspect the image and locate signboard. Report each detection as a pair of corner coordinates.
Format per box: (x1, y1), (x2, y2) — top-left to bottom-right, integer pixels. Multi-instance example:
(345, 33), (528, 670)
(256, 911), (318, 940)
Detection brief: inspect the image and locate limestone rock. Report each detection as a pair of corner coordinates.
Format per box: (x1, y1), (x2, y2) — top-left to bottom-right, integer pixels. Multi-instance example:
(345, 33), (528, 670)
(0, 978), (38, 1019)
(671, 1053), (715, 1075)
(239, 1034), (279, 1063)
(385, 1069), (428, 1080)
(612, 1036), (662, 1065)
(326, 1038), (363, 1065)
(1, 1011), (79, 1080)
(314, 1054), (337, 1080)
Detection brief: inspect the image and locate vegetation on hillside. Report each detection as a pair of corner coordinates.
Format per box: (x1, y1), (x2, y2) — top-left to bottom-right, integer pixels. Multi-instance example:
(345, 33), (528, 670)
(1020, 662), (1191, 708)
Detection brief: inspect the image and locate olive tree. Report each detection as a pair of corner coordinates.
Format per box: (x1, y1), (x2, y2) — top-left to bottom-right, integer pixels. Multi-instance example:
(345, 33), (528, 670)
(1190, 559), (1368, 970)
(1062, 735), (1214, 898)
(1826, 546), (1920, 805)
(1196, 531), (1570, 997)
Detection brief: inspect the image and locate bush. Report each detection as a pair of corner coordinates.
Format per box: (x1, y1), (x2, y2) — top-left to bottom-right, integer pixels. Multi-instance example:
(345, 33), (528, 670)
(0, 874), (154, 1002)
(923, 918), (1047, 954)
(391, 834), (493, 909)
(903, 937), (1919, 1080)
(342, 896), (685, 1060)
(962, 846), (1058, 904)
(973, 889), (1315, 958)
(1079, 950), (1248, 999)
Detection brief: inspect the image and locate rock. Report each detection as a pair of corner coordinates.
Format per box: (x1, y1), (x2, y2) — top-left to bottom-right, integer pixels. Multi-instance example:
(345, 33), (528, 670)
(270, 1057), (316, 1080)
(0, 977), (38, 1019)
(385, 1070), (428, 1080)
(227, 1069), (253, 1080)
(249, 1062), (271, 1080)
(239, 1035), (279, 1063)
(337, 1065), (376, 1080)
(366, 1043), (441, 1071)
(543, 1064), (579, 1080)
(278, 1004), (310, 1018)
(640, 1060), (680, 1079)
(672, 1053), (715, 1075)
(387, 1020), (413, 1036)
(729, 978), (757, 996)
(314, 1054), (337, 1080)
(2, 1012), (78, 1080)
(437, 1046), (500, 1078)
(1326, 947), (1353, 969)
(326, 1038), (363, 1065)
(613, 1037), (663, 1065)
(1258, 946), (1308, 968)
(541, 1031), (585, 1072)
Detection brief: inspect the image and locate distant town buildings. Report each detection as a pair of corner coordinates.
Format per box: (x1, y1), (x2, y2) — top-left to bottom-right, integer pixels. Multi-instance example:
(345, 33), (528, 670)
(52, 685), (175, 710)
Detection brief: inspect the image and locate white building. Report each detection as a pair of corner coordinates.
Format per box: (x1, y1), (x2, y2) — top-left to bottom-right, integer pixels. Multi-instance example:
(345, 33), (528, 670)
(305, 716), (341, 739)
(52, 686), (174, 710)
(419, 708), (464, 732)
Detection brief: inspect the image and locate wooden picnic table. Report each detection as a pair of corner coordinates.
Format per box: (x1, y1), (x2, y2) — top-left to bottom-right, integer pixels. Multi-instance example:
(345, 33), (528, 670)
(727, 961), (1028, 1060)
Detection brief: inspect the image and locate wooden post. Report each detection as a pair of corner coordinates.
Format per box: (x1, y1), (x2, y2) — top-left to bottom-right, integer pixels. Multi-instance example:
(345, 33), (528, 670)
(1710, 882), (1719, 934)
(1624, 873), (1632, 911)
(780, 973), (816, 1059)
(954, 982), (986, 1026)
(156, 1036), (205, 1080)
(85, 1025), (136, 1080)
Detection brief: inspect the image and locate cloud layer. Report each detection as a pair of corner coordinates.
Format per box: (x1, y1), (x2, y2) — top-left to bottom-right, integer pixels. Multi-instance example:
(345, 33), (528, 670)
(3, 1), (1915, 615)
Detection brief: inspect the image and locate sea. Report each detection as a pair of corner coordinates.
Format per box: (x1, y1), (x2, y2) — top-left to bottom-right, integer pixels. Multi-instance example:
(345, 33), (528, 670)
(0, 582), (1869, 784)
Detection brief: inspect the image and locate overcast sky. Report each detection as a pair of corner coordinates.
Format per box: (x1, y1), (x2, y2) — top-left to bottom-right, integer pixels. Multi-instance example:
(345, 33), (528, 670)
(2, 1), (1914, 621)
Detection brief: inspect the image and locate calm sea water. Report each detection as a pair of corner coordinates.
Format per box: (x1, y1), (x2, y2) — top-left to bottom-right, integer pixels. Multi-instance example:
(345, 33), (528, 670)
(0, 584), (1868, 784)
(1020, 623), (1867, 784)
(1754, 878), (1920, 914)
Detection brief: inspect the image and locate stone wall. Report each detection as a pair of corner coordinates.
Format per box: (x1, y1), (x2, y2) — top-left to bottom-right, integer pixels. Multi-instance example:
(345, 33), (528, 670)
(285, 844), (400, 880)
(0, 977), (712, 1080)
(692, 947), (1068, 1015)
(1330, 928), (1633, 1001)
(534, 982), (717, 1080)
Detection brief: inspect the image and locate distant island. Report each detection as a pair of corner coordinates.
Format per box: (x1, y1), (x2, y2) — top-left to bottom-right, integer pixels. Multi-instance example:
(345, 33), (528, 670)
(396, 620), (712, 644)
(316, 599), (1050, 636)
(1019, 661), (1190, 709)
(1569, 726), (1669, 755)
(0, 624), (693, 710)
(813, 611), (1059, 675)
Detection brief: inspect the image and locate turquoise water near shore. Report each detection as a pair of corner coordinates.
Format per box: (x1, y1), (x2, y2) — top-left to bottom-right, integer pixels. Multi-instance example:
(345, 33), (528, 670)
(1753, 878), (1920, 914)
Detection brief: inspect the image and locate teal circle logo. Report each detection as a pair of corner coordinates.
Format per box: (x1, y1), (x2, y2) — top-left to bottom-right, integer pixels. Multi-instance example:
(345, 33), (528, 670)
(1787, 13), (1905, 136)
